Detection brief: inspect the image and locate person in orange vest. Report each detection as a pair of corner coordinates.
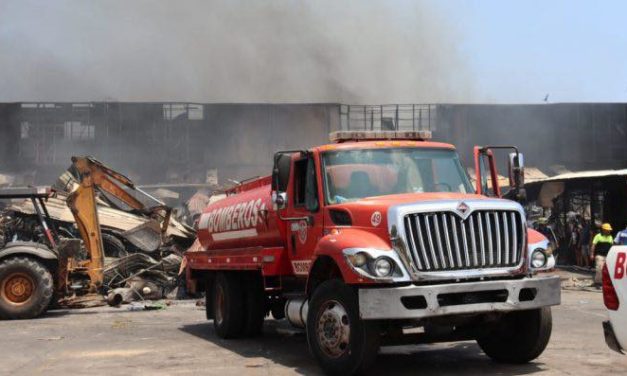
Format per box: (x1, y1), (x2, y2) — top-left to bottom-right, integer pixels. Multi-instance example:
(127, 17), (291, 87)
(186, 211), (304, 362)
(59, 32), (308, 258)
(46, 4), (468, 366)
(590, 223), (614, 285)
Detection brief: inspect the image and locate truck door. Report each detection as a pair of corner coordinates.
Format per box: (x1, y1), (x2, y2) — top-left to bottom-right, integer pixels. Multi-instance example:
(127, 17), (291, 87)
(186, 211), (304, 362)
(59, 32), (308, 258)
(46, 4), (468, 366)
(285, 154), (324, 276)
(474, 145), (526, 203)
(474, 146), (500, 197)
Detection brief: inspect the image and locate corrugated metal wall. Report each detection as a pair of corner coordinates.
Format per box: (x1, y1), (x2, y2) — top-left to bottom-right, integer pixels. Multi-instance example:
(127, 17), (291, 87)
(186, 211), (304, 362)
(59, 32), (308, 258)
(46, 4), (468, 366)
(0, 103), (340, 185)
(0, 102), (624, 186)
(435, 103), (627, 172)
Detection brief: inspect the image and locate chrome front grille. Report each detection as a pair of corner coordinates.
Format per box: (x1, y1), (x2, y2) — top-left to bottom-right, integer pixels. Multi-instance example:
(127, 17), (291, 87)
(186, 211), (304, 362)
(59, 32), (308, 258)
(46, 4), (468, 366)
(403, 210), (524, 271)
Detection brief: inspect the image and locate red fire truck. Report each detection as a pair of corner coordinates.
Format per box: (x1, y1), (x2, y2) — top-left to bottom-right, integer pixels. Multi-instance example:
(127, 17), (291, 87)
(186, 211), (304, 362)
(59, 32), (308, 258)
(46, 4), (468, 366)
(185, 131), (560, 375)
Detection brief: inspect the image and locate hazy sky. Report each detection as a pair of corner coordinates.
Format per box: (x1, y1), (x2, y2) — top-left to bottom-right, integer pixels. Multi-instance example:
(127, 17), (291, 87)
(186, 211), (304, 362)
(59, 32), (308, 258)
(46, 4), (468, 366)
(441, 0), (627, 103)
(0, 0), (625, 103)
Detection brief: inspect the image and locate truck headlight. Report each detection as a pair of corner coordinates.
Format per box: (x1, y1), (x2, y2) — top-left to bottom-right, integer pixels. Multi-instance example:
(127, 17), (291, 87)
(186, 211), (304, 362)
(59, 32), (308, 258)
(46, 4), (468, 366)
(372, 257), (394, 277)
(343, 248), (406, 280)
(531, 249), (548, 268)
(347, 252), (368, 267)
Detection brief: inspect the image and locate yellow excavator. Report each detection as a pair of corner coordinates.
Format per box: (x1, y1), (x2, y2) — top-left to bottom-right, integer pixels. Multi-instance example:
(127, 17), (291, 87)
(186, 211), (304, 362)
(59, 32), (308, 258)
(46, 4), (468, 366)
(0, 156), (171, 319)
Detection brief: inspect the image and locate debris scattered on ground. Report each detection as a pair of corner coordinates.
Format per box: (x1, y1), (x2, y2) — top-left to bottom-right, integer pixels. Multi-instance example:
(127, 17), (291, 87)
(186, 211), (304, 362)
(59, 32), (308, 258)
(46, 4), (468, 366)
(554, 267), (596, 291)
(126, 301), (168, 311)
(562, 277), (595, 289)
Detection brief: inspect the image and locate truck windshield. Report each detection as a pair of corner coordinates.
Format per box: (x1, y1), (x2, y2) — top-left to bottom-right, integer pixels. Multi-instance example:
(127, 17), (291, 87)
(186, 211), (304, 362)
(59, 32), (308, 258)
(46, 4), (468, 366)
(322, 148), (473, 204)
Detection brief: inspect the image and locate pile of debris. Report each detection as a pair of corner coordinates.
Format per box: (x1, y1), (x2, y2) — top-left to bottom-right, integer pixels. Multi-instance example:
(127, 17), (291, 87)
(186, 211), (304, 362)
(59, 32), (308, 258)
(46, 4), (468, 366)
(104, 253), (184, 304)
(0, 169), (196, 305)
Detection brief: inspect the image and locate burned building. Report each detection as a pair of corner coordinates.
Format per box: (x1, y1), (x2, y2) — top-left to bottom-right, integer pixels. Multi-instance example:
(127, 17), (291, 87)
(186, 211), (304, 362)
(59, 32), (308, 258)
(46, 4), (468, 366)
(0, 102), (625, 187)
(436, 103), (627, 172)
(0, 103), (339, 186)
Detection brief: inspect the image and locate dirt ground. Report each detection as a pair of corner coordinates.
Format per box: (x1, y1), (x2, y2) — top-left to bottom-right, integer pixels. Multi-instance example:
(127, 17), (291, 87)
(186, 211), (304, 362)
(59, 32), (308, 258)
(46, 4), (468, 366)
(1, 287), (626, 375)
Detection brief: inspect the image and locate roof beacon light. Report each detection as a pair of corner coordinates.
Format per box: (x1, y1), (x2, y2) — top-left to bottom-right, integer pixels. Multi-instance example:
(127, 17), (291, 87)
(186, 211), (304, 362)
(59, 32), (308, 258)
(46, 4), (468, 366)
(329, 130), (432, 143)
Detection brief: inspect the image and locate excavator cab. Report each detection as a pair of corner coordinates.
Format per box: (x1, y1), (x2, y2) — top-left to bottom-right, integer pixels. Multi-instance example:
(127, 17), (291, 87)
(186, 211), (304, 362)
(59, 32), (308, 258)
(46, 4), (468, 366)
(0, 187), (82, 319)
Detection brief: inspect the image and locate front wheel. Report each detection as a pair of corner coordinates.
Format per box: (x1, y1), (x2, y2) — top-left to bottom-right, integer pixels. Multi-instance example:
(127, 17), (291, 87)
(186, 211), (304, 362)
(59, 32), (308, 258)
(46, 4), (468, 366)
(477, 307), (553, 363)
(306, 280), (379, 376)
(0, 256), (54, 320)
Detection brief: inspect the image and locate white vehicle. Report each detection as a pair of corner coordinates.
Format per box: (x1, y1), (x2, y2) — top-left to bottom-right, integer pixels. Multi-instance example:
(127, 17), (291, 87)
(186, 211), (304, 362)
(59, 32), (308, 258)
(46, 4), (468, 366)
(603, 245), (627, 354)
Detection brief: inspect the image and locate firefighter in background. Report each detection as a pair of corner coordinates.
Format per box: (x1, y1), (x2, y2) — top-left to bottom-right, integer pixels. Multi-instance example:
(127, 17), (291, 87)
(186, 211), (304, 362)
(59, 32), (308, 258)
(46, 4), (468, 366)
(578, 218), (593, 268)
(590, 223), (614, 285)
(567, 217), (581, 266)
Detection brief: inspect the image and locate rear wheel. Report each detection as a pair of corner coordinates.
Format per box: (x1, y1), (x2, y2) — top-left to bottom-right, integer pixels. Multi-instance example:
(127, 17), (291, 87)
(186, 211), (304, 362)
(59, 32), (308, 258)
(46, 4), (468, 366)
(477, 307), (552, 363)
(307, 280), (380, 376)
(212, 272), (245, 338)
(0, 257), (53, 320)
(243, 273), (266, 337)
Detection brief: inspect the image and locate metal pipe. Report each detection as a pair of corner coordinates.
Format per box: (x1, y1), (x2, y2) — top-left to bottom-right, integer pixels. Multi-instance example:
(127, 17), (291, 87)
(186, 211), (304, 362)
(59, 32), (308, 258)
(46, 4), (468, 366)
(31, 197), (56, 248)
(106, 287), (134, 306)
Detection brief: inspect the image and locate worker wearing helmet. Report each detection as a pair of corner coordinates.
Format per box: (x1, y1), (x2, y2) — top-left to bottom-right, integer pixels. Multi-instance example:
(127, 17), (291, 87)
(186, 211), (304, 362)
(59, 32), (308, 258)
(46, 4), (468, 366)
(591, 223), (614, 285)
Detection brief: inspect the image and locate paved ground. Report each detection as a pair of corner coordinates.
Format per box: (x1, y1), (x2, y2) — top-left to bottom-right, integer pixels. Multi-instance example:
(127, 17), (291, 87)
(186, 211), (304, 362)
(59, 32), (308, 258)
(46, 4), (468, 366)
(1, 286), (626, 375)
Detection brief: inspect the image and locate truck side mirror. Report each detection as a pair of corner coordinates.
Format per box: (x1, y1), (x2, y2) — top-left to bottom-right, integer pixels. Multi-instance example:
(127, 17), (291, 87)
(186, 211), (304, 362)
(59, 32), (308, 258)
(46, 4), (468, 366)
(271, 152), (294, 210)
(272, 153), (293, 192)
(508, 152), (525, 187)
(272, 191), (288, 210)
(507, 152), (526, 202)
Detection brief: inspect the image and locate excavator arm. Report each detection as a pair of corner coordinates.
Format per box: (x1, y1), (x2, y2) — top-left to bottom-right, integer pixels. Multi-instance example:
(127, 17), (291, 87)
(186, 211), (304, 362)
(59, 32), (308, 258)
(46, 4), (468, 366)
(66, 156), (171, 291)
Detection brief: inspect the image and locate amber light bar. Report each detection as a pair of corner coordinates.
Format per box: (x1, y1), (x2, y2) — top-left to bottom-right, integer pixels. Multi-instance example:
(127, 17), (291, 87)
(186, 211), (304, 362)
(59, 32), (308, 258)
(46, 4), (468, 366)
(329, 130), (432, 143)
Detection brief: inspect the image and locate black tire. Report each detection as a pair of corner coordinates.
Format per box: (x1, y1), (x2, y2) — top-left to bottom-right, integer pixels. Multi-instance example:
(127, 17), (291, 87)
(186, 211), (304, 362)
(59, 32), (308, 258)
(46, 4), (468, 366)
(0, 256), (54, 320)
(205, 275), (214, 320)
(213, 272), (245, 338)
(306, 280), (380, 376)
(477, 307), (553, 363)
(102, 233), (128, 258)
(243, 273), (266, 337)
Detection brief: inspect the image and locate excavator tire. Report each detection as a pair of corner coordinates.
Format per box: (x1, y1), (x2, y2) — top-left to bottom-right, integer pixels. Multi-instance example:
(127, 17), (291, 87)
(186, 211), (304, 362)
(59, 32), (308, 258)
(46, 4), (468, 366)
(0, 256), (53, 320)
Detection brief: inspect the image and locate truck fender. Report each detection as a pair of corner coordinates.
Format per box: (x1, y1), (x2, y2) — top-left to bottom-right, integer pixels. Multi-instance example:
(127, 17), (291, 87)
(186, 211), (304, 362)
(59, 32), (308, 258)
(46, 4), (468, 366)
(306, 255), (344, 296)
(0, 241), (58, 262)
(307, 229), (393, 295)
(527, 229), (555, 271)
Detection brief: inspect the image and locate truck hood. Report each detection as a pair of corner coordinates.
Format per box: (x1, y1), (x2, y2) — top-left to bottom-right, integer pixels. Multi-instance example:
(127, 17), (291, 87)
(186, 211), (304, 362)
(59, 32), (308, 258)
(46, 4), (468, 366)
(327, 192), (501, 230)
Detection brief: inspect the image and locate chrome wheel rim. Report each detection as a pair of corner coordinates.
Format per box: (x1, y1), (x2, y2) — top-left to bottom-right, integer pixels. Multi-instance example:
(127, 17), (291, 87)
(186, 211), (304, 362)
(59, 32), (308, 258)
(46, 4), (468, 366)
(316, 300), (351, 358)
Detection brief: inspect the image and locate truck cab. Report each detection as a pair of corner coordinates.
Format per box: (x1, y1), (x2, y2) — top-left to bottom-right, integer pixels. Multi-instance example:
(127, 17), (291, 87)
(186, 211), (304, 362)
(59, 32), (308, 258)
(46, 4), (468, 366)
(187, 130), (561, 375)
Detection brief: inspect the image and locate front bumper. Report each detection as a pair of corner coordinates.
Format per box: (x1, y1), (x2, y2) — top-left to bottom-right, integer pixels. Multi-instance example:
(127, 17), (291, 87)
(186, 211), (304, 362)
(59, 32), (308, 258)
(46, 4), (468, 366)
(359, 275), (561, 320)
(603, 321), (625, 354)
